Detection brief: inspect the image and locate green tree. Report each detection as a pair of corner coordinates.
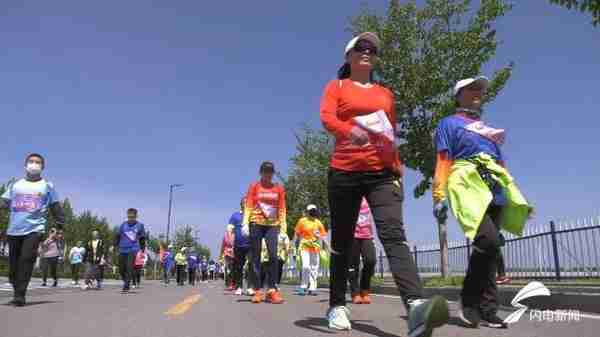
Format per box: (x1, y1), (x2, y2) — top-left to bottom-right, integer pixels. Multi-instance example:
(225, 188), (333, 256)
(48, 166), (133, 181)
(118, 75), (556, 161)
(351, 0), (513, 198)
(279, 127), (334, 239)
(0, 179), (17, 233)
(550, 0), (600, 26)
(173, 225), (211, 259)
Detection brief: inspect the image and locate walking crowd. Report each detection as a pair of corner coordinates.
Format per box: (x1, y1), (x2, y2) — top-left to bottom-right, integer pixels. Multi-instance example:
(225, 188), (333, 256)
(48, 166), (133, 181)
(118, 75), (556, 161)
(0, 31), (532, 337)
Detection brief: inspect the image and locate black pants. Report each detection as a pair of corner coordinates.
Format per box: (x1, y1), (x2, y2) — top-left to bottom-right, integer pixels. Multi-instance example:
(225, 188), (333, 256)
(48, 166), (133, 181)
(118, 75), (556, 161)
(71, 263), (81, 282)
(8, 233), (42, 300)
(277, 258), (285, 285)
(496, 248), (506, 277)
(176, 265), (186, 285)
(250, 224), (279, 290)
(188, 269), (196, 285)
(201, 270), (207, 281)
(42, 257), (59, 284)
(461, 205), (502, 315)
(233, 246), (250, 289)
(118, 252), (135, 289)
(224, 257), (234, 286)
(349, 238), (376, 294)
(133, 266), (142, 286)
(328, 169), (422, 308)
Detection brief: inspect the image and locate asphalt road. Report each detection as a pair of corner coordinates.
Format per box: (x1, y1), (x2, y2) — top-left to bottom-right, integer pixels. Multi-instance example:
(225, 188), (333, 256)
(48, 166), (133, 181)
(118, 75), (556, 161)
(1, 278), (599, 337)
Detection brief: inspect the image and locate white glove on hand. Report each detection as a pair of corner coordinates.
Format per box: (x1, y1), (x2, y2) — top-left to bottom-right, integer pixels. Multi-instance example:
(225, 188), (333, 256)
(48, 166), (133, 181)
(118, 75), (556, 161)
(241, 224), (250, 237)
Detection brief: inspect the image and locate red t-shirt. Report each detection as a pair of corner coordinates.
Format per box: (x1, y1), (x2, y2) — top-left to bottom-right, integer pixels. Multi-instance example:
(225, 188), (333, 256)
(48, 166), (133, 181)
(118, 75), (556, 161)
(320, 79), (402, 174)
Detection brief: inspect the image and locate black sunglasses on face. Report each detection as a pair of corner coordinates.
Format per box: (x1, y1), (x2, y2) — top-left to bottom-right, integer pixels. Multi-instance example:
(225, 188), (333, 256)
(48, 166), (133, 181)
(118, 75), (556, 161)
(353, 40), (378, 56)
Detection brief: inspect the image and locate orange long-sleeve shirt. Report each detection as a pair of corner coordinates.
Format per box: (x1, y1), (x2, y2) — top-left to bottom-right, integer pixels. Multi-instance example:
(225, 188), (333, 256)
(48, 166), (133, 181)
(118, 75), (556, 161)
(242, 181), (287, 234)
(432, 151), (453, 203)
(320, 79), (403, 175)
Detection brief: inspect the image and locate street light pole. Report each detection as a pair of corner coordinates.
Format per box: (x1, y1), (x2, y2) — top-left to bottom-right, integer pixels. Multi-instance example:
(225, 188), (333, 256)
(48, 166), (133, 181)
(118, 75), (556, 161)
(166, 184), (183, 244)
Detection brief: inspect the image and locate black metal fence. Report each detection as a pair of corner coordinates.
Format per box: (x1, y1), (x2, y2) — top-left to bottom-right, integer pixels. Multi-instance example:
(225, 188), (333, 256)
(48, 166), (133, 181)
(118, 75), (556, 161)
(376, 216), (600, 280)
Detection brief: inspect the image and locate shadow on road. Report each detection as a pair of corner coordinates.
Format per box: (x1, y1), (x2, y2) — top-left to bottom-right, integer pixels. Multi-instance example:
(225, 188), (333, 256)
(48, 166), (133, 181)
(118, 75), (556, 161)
(3, 300), (59, 307)
(236, 299), (253, 303)
(295, 317), (400, 337)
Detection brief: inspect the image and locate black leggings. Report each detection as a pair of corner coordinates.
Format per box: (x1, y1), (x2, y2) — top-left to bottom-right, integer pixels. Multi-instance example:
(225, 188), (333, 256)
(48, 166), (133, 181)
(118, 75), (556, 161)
(327, 169), (422, 308)
(118, 252), (135, 288)
(188, 269), (196, 285)
(461, 205), (502, 315)
(349, 238), (376, 294)
(176, 265), (186, 285)
(133, 266), (142, 286)
(42, 257), (59, 283)
(233, 246), (250, 288)
(71, 263), (81, 282)
(8, 233), (41, 299)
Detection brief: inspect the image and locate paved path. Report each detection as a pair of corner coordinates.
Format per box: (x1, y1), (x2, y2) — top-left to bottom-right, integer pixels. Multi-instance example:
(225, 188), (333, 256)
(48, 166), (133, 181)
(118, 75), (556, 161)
(0, 278), (598, 337)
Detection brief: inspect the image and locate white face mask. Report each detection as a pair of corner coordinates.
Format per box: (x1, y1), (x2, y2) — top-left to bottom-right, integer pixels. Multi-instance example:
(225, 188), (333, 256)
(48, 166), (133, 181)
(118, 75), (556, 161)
(25, 162), (43, 176)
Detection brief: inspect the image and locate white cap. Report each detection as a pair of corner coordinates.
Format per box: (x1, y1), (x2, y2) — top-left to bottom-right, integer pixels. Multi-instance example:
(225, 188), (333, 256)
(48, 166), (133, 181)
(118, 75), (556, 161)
(453, 76), (489, 97)
(344, 32), (381, 56)
(168, 244), (173, 249)
(306, 204), (317, 211)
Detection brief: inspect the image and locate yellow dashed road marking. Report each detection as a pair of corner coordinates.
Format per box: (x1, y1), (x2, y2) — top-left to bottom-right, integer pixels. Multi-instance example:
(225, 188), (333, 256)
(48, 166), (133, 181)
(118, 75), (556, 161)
(164, 294), (202, 317)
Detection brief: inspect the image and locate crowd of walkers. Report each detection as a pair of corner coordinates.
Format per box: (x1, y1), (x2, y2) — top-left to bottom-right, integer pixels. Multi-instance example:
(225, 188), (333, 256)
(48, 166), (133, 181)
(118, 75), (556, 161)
(0, 31), (532, 337)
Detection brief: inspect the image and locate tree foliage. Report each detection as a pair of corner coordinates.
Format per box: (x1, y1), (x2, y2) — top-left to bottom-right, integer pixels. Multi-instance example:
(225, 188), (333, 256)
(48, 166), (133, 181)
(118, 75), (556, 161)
(279, 126), (334, 239)
(550, 0), (600, 26)
(173, 225), (211, 259)
(351, 0), (514, 198)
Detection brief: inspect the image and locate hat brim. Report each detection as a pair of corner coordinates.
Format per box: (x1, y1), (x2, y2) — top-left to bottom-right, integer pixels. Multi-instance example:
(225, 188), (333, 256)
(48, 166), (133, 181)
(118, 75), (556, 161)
(454, 76), (489, 96)
(345, 32), (381, 55)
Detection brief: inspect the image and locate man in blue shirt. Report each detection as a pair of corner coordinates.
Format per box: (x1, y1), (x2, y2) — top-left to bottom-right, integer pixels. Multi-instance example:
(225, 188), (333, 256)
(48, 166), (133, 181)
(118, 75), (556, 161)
(0, 153), (66, 306)
(114, 208), (146, 293)
(187, 250), (199, 286)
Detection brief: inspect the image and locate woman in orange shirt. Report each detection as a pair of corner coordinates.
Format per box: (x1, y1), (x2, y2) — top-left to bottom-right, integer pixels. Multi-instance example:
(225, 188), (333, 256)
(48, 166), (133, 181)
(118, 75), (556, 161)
(320, 32), (448, 335)
(242, 161), (286, 304)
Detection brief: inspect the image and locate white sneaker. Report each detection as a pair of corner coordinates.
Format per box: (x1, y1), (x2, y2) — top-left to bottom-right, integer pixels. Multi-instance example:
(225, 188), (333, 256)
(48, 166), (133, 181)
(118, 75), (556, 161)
(327, 306), (352, 330)
(71, 281), (77, 285)
(235, 288), (243, 296)
(246, 288), (255, 296)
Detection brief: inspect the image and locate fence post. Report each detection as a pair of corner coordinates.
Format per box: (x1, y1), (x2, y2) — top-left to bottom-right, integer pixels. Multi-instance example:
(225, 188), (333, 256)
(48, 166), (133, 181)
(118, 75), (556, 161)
(379, 250), (384, 279)
(413, 245), (418, 272)
(466, 238), (471, 263)
(550, 221), (561, 281)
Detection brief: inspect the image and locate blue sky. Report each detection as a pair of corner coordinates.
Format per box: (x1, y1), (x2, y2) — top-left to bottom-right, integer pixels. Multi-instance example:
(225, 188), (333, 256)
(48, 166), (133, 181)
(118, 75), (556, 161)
(1, 1), (598, 256)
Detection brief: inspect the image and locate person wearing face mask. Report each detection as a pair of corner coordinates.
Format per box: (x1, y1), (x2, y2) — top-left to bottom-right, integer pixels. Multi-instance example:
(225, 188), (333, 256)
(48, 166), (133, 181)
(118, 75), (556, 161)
(114, 208), (146, 293)
(294, 205), (327, 296)
(83, 230), (106, 290)
(0, 153), (66, 306)
(320, 33), (449, 334)
(433, 77), (532, 329)
(242, 161), (287, 304)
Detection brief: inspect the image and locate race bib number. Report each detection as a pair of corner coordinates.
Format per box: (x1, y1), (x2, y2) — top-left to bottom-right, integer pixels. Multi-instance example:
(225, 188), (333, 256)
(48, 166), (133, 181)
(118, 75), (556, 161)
(124, 230), (137, 242)
(354, 110), (395, 152)
(258, 202), (277, 219)
(464, 121), (505, 145)
(13, 194), (42, 212)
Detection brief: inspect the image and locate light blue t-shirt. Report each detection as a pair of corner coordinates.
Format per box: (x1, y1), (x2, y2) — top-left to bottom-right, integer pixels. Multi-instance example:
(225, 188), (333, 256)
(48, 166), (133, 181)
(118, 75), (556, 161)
(1, 178), (60, 236)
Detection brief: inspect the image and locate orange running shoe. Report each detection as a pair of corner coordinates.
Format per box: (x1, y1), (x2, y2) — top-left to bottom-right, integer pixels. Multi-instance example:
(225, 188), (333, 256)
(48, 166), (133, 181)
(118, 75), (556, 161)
(360, 290), (371, 304)
(251, 290), (264, 304)
(266, 289), (284, 304)
(351, 293), (363, 304)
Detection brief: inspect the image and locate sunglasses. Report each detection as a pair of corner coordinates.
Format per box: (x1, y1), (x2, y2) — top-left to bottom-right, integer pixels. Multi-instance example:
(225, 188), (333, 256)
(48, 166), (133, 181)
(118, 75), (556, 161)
(353, 40), (378, 56)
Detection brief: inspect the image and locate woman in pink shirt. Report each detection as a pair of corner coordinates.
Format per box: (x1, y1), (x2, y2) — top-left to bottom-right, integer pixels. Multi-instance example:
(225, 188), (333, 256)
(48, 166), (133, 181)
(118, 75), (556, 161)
(220, 225), (235, 290)
(349, 198), (377, 305)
